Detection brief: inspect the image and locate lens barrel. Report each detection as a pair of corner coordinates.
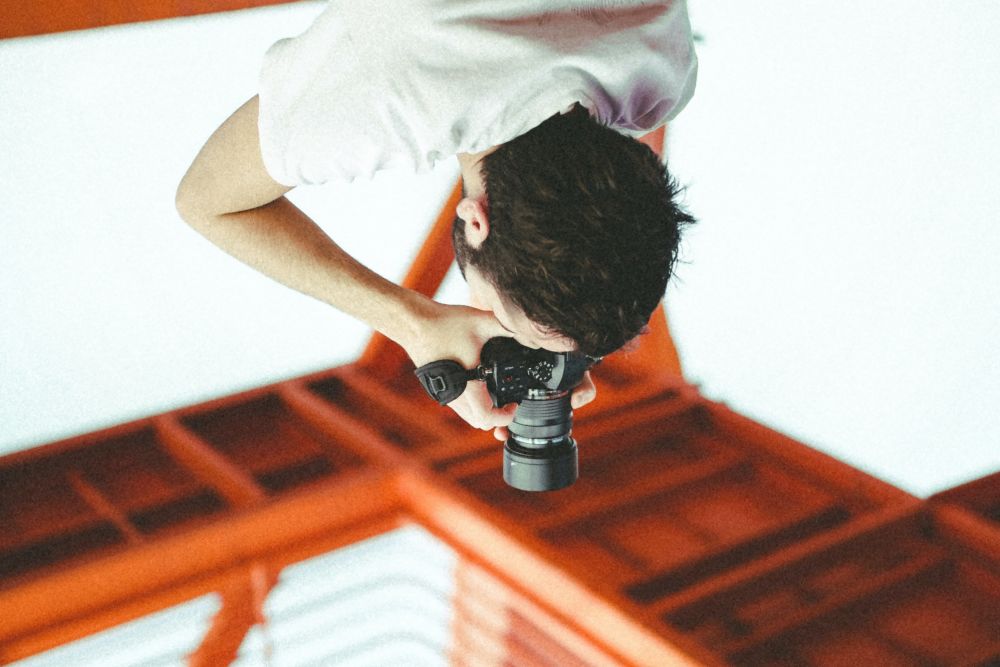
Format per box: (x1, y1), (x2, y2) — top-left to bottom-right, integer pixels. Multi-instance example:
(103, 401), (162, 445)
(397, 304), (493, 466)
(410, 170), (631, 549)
(503, 393), (578, 491)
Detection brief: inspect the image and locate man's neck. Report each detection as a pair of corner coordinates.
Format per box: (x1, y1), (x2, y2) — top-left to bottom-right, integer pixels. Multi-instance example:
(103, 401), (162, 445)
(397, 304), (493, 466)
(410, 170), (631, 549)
(456, 146), (497, 200)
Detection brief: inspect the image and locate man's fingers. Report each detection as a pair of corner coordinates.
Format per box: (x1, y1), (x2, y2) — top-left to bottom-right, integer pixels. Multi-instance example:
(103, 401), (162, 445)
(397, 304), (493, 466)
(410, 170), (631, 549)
(571, 371), (597, 409)
(449, 382), (516, 431)
(483, 402), (517, 428)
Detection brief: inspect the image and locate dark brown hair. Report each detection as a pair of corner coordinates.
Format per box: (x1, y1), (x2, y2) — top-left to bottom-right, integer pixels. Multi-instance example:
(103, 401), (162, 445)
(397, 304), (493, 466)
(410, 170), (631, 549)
(453, 105), (694, 357)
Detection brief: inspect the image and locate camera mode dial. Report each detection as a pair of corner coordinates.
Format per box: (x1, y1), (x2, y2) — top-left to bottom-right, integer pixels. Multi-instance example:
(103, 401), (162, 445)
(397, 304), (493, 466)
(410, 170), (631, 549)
(528, 360), (554, 383)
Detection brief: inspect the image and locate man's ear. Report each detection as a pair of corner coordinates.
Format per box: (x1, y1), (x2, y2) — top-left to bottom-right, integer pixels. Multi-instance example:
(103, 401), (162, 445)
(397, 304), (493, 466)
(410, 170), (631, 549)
(456, 197), (490, 249)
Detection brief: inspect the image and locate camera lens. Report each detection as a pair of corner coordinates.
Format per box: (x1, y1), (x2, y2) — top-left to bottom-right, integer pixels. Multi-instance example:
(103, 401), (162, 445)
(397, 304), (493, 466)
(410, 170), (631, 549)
(503, 392), (578, 492)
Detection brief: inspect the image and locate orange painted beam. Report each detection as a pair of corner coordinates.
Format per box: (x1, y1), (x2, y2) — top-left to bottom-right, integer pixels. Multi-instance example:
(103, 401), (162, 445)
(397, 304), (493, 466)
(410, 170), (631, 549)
(189, 564), (277, 667)
(0, 469), (399, 660)
(1, 0), (299, 39)
(395, 469), (721, 667)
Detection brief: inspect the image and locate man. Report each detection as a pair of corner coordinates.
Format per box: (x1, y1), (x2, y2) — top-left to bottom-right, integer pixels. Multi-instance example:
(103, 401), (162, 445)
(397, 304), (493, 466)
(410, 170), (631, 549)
(175, 1), (697, 441)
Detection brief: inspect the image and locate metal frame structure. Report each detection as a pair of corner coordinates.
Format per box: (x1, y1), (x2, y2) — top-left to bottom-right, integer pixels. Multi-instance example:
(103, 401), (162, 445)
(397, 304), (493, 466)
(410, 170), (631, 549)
(4, 128), (999, 665)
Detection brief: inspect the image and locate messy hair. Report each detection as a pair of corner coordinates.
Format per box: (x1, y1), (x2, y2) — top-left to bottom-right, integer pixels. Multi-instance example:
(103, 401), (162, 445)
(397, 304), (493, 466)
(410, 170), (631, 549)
(453, 105), (694, 357)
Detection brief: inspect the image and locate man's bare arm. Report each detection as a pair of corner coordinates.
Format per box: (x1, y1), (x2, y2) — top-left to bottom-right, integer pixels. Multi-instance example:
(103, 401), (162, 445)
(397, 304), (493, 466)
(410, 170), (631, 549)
(175, 95), (426, 343)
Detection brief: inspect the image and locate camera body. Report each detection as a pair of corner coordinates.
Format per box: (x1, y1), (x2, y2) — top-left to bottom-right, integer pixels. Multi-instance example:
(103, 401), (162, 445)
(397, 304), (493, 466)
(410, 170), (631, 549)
(480, 338), (594, 492)
(414, 337), (596, 492)
(478, 337), (590, 407)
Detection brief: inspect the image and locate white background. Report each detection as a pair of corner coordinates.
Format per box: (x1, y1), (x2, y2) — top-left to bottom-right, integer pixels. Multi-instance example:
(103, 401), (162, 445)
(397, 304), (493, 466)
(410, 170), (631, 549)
(2, 1), (998, 496)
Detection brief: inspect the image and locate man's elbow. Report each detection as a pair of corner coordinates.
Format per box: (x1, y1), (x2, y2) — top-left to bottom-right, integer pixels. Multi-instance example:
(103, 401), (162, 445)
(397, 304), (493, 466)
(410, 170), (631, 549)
(175, 96), (290, 225)
(174, 171), (214, 228)
(174, 182), (193, 224)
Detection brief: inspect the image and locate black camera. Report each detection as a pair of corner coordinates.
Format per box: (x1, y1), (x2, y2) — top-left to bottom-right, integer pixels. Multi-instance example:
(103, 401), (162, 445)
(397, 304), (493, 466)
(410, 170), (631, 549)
(414, 337), (597, 492)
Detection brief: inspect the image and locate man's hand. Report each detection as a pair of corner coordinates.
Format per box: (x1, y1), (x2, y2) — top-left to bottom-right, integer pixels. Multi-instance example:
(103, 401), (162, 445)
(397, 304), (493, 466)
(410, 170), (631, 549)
(403, 297), (599, 441)
(402, 299), (520, 435)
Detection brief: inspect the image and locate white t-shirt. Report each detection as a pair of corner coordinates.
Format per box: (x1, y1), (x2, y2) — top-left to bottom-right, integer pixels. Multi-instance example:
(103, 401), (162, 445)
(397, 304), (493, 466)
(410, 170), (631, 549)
(258, 0), (698, 186)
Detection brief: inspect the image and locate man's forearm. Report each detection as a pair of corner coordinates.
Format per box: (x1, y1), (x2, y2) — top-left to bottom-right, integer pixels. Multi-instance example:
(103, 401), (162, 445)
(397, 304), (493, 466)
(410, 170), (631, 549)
(179, 196), (427, 347)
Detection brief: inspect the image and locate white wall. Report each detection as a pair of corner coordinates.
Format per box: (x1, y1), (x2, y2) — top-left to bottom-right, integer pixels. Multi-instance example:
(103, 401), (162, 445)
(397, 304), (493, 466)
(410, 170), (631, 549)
(0, 1), (463, 450)
(665, 1), (1000, 495)
(1, 2), (997, 496)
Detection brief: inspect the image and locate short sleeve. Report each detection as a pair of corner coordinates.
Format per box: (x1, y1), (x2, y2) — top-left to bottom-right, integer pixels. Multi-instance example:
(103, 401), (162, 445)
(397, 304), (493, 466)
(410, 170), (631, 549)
(257, 5), (389, 185)
(257, 1), (698, 185)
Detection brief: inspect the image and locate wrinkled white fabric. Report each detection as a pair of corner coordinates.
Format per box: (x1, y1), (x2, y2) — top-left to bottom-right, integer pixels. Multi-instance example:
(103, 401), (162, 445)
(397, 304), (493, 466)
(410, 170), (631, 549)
(258, 0), (698, 185)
